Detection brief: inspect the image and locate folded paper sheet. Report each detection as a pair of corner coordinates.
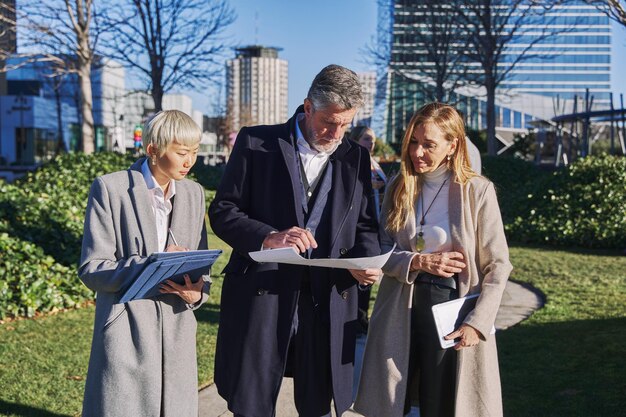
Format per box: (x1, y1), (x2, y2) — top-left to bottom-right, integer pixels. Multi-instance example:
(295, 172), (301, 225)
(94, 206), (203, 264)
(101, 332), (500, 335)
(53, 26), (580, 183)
(248, 245), (395, 270)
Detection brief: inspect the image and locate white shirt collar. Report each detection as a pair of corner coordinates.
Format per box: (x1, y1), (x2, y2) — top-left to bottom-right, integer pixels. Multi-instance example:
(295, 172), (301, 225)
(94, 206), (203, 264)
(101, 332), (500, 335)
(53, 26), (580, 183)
(141, 158), (176, 199)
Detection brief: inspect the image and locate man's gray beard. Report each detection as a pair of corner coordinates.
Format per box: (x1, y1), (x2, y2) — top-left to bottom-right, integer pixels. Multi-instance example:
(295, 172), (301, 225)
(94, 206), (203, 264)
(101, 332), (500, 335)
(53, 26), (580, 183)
(305, 125), (341, 154)
(310, 139), (341, 154)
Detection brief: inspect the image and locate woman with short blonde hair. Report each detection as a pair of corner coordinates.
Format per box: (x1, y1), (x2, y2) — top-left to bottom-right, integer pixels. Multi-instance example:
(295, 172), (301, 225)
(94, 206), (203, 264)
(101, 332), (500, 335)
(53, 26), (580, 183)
(80, 110), (211, 417)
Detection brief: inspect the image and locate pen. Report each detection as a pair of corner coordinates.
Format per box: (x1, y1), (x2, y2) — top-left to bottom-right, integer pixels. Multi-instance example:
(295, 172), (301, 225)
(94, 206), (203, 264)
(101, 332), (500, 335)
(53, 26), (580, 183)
(168, 228), (179, 246)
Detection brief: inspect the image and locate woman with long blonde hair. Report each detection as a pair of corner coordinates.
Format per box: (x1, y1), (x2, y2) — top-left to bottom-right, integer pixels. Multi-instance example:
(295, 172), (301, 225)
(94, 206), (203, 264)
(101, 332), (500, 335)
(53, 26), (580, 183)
(354, 103), (512, 417)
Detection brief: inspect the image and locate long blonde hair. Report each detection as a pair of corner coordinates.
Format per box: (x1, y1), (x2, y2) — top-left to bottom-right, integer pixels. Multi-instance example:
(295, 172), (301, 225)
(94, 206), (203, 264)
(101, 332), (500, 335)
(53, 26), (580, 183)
(386, 102), (477, 233)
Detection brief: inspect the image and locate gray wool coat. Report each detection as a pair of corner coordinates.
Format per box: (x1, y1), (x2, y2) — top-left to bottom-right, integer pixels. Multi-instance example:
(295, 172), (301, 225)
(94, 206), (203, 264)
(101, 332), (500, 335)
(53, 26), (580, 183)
(79, 159), (210, 417)
(354, 176), (513, 417)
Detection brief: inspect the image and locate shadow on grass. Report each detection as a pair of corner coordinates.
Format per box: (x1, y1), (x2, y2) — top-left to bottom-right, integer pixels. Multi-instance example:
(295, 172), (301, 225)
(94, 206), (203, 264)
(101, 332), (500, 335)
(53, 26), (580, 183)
(0, 400), (71, 417)
(508, 242), (625, 257)
(499, 317), (626, 417)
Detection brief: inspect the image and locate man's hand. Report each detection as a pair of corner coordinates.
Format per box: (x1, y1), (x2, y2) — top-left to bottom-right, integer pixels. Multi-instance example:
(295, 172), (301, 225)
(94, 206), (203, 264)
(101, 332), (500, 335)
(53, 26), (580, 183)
(165, 245), (188, 252)
(262, 227), (318, 253)
(349, 268), (383, 286)
(160, 274), (204, 304)
(410, 251), (466, 277)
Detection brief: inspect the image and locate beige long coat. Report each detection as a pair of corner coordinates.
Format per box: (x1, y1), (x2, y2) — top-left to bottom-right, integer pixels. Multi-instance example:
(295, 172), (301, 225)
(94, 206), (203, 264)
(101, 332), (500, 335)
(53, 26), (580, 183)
(354, 175), (512, 417)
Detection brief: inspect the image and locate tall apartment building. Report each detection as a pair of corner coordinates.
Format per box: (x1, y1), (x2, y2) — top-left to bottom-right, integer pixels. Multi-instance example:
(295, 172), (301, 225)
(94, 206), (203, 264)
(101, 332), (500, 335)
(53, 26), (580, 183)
(379, 0), (612, 143)
(226, 45), (288, 133)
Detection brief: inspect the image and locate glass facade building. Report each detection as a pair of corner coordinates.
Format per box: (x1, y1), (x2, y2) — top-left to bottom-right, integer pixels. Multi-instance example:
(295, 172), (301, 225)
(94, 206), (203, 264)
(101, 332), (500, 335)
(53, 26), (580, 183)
(377, 0), (612, 144)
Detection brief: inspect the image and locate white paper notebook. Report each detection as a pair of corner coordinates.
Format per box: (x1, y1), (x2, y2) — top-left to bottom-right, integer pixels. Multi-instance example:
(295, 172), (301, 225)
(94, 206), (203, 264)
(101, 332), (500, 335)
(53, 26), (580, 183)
(431, 294), (496, 349)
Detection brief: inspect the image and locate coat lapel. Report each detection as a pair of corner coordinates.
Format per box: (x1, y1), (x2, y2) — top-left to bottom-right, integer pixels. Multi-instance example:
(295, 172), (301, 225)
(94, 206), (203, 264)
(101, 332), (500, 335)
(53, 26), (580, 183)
(278, 134), (305, 228)
(168, 187), (190, 248)
(128, 160), (159, 255)
(328, 141), (358, 252)
(449, 180), (468, 293)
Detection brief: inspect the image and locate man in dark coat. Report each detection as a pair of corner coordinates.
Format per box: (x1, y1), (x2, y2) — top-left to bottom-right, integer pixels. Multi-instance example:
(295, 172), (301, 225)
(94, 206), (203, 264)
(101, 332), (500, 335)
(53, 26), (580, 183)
(209, 65), (382, 417)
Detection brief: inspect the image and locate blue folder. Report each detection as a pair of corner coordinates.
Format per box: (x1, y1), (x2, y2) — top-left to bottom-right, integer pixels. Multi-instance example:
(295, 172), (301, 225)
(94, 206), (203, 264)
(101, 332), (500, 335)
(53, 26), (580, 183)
(119, 249), (222, 303)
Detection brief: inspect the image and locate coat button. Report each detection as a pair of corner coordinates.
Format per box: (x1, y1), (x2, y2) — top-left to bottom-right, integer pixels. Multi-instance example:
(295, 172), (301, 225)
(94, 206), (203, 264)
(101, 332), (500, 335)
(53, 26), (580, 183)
(339, 248), (348, 256)
(341, 291), (348, 300)
(256, 288), (265, 296)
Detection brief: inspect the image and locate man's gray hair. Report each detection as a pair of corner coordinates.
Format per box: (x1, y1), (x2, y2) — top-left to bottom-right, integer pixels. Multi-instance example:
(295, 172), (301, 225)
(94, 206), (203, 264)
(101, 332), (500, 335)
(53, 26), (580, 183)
(307, 64), (364, 111)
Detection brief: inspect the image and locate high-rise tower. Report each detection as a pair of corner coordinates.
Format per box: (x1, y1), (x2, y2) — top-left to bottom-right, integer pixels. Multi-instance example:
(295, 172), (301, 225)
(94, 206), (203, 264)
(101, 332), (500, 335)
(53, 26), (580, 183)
(226, 46), (288, 133)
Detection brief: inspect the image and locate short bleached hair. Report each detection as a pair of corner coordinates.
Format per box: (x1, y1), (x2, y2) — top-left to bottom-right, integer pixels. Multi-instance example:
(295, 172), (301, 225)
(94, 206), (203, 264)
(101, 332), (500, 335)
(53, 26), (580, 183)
(142, 110), (202, 154)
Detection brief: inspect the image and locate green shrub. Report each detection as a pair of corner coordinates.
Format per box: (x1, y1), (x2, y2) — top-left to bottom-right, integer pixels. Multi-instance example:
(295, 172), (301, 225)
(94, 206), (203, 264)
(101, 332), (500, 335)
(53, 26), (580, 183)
(506, 155), (626, 248)
(0, 152), (133, 266)
(0, 233), (91, 319)
(190, 163), (224, 190)
(205, 189), (216, 209)
(373, 138), (397, 160)
(467, 128), (487, 153)
(482, 155), (551, 224)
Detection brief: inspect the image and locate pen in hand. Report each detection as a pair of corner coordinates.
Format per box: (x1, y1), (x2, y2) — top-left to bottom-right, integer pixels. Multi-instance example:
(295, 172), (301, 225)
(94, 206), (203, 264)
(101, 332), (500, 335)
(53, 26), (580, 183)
(168, 228), (180, 246)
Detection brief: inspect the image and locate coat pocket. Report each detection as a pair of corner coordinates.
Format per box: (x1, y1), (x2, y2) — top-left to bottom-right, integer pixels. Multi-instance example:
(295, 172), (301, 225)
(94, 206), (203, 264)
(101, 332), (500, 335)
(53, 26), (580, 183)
(102, 304), (127, 332)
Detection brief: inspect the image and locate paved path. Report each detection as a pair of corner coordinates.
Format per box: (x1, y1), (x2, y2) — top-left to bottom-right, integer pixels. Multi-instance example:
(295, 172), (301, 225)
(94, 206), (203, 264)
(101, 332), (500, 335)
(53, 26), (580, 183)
(199, 280), (544, 417)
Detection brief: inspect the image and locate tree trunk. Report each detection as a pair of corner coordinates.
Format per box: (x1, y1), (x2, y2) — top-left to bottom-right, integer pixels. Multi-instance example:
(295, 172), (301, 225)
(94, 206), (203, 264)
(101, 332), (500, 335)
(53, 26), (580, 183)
(54, 85), (67, 153)
(485, 77), (497, 156)
(78, 62), (95, 153)
(435, 80), (445, 103)
(153, 85), (163, 112)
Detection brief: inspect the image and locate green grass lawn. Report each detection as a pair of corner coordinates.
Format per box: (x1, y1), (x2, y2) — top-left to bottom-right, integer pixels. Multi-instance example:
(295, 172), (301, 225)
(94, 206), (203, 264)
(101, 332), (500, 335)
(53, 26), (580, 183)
(0, 243), (624, 416)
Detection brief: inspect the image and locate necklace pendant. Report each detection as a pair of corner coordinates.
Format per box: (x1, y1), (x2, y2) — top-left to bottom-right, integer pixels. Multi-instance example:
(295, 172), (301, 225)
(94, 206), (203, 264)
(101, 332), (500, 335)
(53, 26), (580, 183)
(416, 235), (425, 252)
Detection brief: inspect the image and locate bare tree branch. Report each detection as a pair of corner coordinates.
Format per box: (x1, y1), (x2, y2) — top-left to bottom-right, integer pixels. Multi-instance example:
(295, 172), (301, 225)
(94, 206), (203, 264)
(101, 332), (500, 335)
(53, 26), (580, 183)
(102, 0), (235, 111)
(585, 0), (626, 26)
(456, 0), (571, 155)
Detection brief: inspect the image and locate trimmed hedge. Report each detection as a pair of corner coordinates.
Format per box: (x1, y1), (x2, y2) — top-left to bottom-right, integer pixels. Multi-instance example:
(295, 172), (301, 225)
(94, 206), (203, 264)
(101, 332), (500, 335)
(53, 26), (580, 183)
(0, 233), (92, 319)
(484, 155), (626, 249)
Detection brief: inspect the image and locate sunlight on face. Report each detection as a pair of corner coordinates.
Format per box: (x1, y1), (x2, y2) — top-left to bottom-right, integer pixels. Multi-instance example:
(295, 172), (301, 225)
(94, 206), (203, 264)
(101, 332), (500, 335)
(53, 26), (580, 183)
(150, 141), (200, 187)
(408, 123), (456, 174)
(304, 100), (357, 153)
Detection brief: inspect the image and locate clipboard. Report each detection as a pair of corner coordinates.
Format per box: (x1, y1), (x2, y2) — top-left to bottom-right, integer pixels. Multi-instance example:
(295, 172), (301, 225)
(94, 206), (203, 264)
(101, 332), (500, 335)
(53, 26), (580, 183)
(431, 293), (496, 349)
(119, 249), (222, 303)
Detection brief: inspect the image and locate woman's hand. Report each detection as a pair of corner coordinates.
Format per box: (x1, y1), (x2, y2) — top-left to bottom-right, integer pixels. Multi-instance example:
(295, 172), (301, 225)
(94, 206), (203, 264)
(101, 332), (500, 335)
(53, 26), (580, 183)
(160, 274), (204, 304)
(410, 251), (466, 277)
(445, 324), (481, 351)
(165, 245), (188, 252)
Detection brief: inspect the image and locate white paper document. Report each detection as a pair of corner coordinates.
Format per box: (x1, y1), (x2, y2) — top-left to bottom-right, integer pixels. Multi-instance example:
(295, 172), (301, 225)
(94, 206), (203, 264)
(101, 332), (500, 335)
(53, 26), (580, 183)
(248, 245), (395, 270)
(431, 293), (496, 349)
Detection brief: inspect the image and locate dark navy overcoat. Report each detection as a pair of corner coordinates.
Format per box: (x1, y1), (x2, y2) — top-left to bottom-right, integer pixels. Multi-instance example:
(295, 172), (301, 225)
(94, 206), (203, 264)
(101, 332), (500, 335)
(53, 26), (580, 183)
(208, 107), (380, 417)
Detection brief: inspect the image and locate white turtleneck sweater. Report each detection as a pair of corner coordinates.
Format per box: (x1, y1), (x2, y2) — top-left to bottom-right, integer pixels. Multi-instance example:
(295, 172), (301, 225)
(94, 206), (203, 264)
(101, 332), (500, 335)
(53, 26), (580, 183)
(415, 165), (453, 254)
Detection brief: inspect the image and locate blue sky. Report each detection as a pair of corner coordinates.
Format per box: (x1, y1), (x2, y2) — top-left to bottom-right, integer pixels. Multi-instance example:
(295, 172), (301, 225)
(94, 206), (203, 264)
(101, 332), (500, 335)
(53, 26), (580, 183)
(190, 0), (626, 115)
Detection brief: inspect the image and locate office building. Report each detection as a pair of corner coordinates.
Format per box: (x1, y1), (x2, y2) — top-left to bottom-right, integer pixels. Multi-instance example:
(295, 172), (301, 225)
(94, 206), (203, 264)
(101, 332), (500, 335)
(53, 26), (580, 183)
(353, 72), (377, 127)
(378, 0), (612, 143)
(0, 55), (125, 164)
(226, 45), (288, 133)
